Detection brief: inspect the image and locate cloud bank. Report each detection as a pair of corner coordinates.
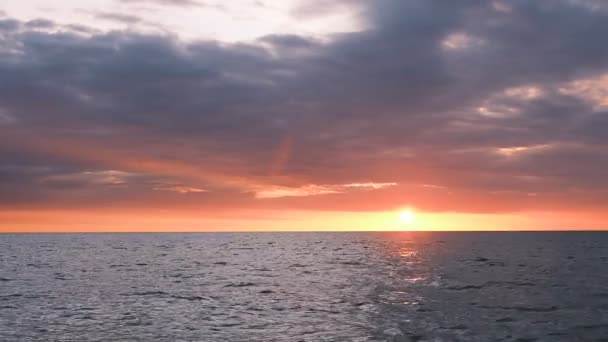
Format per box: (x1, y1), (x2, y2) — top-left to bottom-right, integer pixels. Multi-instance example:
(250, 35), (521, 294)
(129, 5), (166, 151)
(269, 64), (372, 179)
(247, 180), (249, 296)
(2, 0), (608, 215)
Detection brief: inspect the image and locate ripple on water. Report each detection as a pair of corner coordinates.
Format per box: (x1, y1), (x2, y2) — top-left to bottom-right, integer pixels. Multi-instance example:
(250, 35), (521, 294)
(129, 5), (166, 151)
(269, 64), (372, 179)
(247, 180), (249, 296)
(0, 232), (607, 341)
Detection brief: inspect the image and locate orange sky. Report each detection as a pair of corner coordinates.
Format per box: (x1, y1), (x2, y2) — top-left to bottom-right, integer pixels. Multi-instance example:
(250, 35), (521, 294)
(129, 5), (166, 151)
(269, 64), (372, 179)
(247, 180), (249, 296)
(1, 208), (606, 232)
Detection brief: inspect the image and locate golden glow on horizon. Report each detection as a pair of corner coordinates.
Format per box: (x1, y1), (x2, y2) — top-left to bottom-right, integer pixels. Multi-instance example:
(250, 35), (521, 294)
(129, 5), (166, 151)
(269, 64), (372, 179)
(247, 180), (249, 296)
(1, 208), (607, 232)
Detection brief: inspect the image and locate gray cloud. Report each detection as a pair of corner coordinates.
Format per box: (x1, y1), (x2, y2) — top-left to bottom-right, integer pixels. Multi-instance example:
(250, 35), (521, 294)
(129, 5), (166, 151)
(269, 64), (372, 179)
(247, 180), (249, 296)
(1, 0), (608, 213)
(94, 12), (142, 24)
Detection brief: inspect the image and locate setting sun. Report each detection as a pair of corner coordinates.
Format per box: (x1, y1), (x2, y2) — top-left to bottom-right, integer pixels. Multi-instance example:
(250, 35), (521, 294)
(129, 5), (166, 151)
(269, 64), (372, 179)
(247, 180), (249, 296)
(399, 210), (415, 224)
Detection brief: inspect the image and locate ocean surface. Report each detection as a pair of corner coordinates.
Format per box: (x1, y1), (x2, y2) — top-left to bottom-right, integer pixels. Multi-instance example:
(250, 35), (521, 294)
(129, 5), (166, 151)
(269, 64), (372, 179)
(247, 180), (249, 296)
(1, 232), (607, 341)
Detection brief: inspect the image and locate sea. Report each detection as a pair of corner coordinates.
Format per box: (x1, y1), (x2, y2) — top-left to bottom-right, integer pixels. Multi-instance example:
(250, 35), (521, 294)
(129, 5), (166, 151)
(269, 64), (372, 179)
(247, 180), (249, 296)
(1, 232), (607, 341)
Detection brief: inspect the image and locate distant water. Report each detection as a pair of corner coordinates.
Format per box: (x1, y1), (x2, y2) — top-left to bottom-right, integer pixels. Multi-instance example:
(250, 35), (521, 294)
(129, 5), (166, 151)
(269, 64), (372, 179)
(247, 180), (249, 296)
(1, 232), (608, 341)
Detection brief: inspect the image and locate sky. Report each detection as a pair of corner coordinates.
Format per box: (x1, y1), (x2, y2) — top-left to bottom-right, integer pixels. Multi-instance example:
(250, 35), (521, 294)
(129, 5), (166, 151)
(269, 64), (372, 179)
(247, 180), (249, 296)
(2, 0), (608, 231)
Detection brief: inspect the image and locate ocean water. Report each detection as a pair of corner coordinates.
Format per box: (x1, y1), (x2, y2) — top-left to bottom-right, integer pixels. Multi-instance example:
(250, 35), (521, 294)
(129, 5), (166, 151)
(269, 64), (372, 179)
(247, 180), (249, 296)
(1, 232), (607, 342)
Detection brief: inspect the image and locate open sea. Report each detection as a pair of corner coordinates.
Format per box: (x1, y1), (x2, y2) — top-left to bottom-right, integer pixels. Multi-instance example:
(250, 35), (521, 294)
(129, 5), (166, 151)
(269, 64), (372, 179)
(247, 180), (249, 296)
(1, 232), (607, 341)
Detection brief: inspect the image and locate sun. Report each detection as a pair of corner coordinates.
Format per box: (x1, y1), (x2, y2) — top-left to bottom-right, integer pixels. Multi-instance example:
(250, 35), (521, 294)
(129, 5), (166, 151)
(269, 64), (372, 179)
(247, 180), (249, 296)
(399, 210), (415, 224)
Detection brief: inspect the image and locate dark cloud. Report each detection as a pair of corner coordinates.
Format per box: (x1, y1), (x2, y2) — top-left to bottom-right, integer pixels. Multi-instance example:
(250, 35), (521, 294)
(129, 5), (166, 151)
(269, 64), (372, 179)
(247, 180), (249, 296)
(1, 0), (608, 214)
(24, 19), (55, 29)
(94, 12), (142, 24)
(259, 34), (318, 49)
(0, 18), (19, 31)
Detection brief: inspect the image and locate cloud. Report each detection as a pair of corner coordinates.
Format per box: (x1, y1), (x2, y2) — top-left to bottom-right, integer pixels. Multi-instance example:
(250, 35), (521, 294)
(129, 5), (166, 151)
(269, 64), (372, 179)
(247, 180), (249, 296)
(94, 12), (142, 24)
(559, 73), (608, 110)
(254, 182), (397, 199)
(153, 185), (208, 194)
(41, 170), (136, 186)
(342, 182), (398, 189)
(0, 108), (15, 125)
(2, 0), (608, 215)
(254, 184), (341, 199)
(24, 19), (55, 29)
